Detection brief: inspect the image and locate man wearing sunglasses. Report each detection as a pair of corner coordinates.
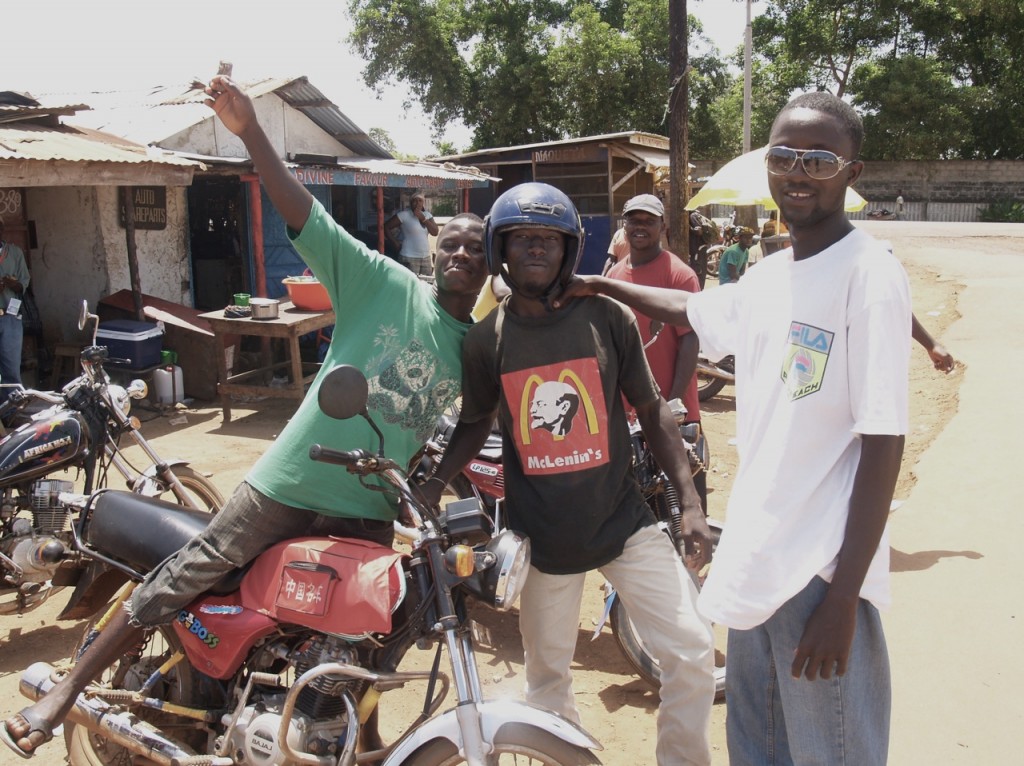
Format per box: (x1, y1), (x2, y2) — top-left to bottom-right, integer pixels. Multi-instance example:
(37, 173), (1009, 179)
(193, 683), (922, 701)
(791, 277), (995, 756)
(555, 91), (910, 765)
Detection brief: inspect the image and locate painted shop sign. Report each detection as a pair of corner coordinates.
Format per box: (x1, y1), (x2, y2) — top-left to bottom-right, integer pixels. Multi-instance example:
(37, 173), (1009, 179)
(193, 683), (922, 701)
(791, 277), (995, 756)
(290, 168), (487, 190)
(119, 186), (167, 230)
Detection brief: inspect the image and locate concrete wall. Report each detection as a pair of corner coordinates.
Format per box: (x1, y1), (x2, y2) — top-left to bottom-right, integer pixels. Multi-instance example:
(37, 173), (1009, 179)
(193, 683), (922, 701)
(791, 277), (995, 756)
(164, 94), (354, 161)
(691, 159), (1024, 222)
(26, 185), (190, 344)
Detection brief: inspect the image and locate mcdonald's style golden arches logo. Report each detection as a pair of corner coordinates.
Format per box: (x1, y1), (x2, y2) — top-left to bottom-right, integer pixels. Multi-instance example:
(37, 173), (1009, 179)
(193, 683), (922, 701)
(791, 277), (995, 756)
(502, 358), (610, 476)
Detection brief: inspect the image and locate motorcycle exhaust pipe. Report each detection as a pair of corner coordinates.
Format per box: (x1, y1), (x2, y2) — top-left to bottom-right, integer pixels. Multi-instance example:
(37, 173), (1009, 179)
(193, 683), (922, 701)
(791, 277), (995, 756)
(20, 662), (231, 766)
(697, 361), (735, 383)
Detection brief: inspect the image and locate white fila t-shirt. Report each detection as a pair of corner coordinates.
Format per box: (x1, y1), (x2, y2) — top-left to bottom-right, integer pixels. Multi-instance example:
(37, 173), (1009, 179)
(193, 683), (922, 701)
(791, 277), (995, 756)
(689, 228), (911, 630)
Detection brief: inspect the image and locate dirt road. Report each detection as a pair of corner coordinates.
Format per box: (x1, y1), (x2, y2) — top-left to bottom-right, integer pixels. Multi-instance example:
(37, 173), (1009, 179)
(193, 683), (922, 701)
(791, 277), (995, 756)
(1, 220), (1018, 764)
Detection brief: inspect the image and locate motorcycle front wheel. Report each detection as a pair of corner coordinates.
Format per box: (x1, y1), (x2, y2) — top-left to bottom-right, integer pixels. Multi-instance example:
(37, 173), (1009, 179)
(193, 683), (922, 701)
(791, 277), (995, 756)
(409, 723), (601, 764)
(65, 622), (205, 765)
(610, 521), (725, 700)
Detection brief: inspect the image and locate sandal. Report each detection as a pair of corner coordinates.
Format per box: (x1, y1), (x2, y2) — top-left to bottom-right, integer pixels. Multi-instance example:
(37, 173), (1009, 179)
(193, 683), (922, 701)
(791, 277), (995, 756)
(0, 709), (56, 759)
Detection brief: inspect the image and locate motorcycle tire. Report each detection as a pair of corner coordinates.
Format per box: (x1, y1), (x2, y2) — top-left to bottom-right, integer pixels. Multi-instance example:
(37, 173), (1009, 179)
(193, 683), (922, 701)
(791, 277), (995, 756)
(705, 250), (720, 277)
(408, 723), (601, 764)
(154, 466), (225, 513)
(65, 622), (206, 765)
(610, 521), (725, 701)
(696, 372), (728, 402)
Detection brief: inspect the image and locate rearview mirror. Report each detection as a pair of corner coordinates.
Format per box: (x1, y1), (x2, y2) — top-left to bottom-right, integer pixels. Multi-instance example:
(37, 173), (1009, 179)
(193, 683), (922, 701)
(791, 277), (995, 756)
(318, 365), (370, 421)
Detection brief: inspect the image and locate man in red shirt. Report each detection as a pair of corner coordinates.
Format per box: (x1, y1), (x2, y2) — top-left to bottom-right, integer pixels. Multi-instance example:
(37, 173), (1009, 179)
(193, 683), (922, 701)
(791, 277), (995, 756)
(607, 193), (706, 508)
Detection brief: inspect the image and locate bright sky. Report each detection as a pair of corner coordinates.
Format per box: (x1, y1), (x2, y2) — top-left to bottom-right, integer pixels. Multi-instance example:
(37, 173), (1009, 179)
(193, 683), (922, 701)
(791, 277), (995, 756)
(9, 1), (762, 157)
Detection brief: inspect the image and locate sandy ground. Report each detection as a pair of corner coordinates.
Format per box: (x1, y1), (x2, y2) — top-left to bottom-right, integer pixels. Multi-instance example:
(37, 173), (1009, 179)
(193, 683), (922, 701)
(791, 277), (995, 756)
(0, 220), (1020, 764)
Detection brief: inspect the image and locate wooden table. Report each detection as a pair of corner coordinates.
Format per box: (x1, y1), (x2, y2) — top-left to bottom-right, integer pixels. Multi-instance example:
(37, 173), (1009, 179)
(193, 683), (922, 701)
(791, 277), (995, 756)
(199, 301), (335, 422)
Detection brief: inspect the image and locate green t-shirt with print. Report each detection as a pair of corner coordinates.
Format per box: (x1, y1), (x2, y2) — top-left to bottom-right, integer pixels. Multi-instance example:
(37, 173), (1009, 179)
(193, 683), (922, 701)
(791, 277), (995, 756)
(246, 200), (470, 520)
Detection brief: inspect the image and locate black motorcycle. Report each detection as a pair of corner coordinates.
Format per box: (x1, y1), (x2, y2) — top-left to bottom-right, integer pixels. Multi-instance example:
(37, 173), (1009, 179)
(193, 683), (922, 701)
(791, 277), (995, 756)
(0, 300), (223, 617)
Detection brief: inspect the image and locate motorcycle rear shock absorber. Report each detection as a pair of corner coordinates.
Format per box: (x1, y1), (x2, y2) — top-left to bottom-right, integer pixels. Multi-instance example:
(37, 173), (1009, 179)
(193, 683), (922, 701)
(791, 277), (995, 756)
(663, 481), (687, 557)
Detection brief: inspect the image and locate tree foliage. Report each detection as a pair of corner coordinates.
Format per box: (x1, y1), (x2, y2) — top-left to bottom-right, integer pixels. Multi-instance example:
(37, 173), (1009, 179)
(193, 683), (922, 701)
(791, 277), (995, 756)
(752, 0), (1024, 158)
(348, 0), (1023, 160)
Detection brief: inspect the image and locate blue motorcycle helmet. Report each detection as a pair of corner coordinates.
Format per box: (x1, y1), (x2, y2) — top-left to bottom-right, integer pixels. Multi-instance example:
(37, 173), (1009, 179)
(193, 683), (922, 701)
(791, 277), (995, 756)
(484, 182), (585, 306)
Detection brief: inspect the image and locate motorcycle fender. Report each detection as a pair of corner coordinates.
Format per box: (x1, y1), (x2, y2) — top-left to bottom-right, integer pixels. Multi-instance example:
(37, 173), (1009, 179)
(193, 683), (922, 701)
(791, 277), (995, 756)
(135, 459), (189, 495)
(381, 699), (601, 764)
(57, 560), (129, 621)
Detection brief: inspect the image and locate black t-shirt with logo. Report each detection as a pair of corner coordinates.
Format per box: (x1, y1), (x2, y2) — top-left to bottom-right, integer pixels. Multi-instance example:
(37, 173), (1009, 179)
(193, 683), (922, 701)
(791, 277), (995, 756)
(460, 296), (659, 574)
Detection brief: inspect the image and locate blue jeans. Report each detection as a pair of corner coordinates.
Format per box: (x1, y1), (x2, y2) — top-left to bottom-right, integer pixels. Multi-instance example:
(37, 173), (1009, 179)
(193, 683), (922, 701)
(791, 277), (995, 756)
(725, 576), (890, 765)
(0, 312), (23, 402)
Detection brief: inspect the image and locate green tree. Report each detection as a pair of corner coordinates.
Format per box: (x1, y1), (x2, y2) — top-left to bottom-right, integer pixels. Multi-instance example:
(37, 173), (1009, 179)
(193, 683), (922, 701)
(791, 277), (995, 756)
(368, 127), (397, 154)
(851, 57), (970, 160)
(347, 0), (730, 151)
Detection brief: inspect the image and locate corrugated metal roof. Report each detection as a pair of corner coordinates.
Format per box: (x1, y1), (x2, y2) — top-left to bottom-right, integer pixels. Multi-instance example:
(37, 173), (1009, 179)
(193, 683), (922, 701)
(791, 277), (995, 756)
(0, 121), (200, 168)
(331, 157), (497, 182)
(268, 77), (391, 159)
(435, 131), (671, 161)
(49, 77), (392, 159)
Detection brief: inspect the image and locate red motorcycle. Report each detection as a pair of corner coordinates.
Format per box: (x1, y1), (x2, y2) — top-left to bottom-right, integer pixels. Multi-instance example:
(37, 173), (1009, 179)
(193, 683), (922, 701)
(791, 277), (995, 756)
(20, 365), (601, 766)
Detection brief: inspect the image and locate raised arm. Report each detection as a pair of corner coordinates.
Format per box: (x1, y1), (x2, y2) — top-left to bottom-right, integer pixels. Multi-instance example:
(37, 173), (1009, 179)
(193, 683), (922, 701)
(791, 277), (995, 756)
(205, 75), (312, 233)
(554, 275), (693, 328)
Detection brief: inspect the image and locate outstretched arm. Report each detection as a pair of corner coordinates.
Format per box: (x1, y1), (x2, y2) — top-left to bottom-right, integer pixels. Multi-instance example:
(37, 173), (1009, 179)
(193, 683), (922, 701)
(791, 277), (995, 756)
(554, 275), (693, 328)
(205, 75), (312, 233)
(911, 313), (954, 372)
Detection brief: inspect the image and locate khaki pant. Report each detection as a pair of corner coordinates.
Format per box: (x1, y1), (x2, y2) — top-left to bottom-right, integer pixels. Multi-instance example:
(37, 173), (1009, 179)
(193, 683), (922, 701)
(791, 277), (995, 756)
(520, 524), (715, 765)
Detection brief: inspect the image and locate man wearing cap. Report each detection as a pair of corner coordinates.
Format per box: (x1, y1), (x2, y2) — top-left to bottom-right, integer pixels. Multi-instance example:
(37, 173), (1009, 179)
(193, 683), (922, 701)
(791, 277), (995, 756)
(606, 194), (707, 509)
(719, 227), (755, 284)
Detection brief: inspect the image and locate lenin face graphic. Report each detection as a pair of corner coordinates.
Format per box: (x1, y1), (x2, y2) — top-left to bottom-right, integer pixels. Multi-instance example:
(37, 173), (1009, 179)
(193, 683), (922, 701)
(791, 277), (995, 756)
(529, 380), (580, 438)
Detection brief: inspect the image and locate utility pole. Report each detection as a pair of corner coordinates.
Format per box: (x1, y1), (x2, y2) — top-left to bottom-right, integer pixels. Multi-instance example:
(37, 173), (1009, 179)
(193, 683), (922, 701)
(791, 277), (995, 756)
(743, 0), (753, 152)
(668, 0), (688, 253)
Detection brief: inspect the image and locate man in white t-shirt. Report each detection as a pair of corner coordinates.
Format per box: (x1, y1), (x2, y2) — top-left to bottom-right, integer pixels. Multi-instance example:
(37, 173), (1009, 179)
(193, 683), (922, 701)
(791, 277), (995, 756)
(556, 92), (910, 765)
(386, 192), (439, 277)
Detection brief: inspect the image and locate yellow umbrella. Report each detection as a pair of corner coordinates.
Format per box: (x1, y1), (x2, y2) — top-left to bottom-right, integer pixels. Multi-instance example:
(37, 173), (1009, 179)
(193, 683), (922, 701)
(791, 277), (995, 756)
(686, 146), (867, 212)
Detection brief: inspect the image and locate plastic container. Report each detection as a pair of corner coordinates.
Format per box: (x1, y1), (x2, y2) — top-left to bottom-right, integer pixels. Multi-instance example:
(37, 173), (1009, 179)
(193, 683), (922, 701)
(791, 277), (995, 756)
(154, 365), (184, 404)
(96, 320), (163, 369)
(282, 277), (331, 311)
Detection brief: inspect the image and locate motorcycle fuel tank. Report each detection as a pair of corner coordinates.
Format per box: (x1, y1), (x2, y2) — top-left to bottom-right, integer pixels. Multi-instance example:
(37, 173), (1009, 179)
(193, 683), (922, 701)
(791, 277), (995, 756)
(0, 412), (88, 483)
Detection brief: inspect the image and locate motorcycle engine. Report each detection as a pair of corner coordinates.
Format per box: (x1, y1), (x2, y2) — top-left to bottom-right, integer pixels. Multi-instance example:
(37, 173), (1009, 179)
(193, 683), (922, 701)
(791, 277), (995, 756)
(29, 479), (75, 532)
(226, 692), (349, 765)
(0, 480), (73, 586)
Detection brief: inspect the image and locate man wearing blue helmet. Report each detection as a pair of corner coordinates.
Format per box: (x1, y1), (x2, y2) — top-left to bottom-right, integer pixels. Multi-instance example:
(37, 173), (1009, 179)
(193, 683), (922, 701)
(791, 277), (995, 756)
(425, 182), (716, 764)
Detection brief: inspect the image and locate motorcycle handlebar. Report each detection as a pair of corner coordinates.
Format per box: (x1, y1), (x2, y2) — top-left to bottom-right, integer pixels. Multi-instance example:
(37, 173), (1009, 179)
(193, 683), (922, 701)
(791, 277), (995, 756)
(308, 444), (374, 468)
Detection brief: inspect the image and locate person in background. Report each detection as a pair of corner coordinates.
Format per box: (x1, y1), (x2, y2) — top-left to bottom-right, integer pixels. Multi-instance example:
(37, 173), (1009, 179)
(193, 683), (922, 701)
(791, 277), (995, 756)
(718, 226), (754, 284)
(2, 74), (488, 760)
(600, 224), (630, 275)
(896, 190), (905, 219)
(688, 207), (719, 289)
(425, 182), (716, 766)
(556, 91), (909, 765)
(0, 219), (29, 403)
(386, 192), (439, 276)
(606, 193), (707, 509)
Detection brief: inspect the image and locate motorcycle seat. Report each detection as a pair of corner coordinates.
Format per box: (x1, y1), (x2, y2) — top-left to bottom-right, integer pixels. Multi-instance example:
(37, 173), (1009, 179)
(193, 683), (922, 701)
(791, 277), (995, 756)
(84, 491), (244, 592)
(479, 432), (503, 462)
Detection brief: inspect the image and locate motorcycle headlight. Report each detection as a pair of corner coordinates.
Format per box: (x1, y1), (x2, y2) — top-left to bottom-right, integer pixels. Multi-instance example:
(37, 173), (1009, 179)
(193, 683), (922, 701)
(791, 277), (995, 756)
(106, 384), (132, 416)
(462, 529), (530, 611)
